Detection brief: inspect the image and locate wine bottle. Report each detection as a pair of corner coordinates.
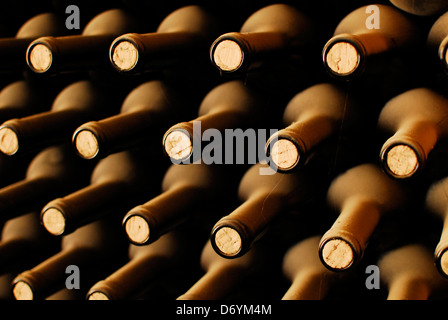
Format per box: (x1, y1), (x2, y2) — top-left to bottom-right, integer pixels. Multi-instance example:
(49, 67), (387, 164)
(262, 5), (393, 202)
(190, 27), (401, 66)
(163, 80), (265, 163)
(40, 149), (164, 236)
(87, 230), (189, 300)
(389, 0), (448, 16)
(265, 82), (360, 172)
(72, 80), (184, 160)
(282, 235), (341, 300)
(0, 212), (59, 275)
(0, 144), (92, 223)
(0, 80), (123, 157)
(26, 9), (145, 75)
(378, 243), (448, 299)
(210, 162), (320, 259)
(177, 239), (262, 300)
(209, 4), (315, 75)
(11, 219), (127, 300)
(427, 11), (448, 76)
(109, 5), (223, 74)
(0, 79), (63, 124)
(425, 175), (448, 278)
(377, 87), (448, 180)
(0, 12), (66, 75)
(322, 4), (421, 79)
(122, 163), (235, 246)
(319, 163), (405, 272)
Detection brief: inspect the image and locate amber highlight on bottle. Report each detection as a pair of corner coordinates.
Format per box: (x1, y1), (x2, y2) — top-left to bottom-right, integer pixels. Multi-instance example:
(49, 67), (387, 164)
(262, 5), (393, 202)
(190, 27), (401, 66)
(0, 12), (66, 74)
(177, 240), (262, 300)
(40, 150), (163, 237)
(425, 175), (448, 278)
(0, 144), (91, 223)
(378, 244), (448, 300)
(322, 4), (420, 79)
(0, 80), (122, 157)
(0, 80), (55, 124)
(26, 9), (144, 75)
(11, 219), (126, 300)
(389, 0), (448, 16)
(210, 163), (318, 259)
(109, 5), (222, 74)
(377, 88), (448, 180)
(73, 80), (182, 160)
(87, 231), (188, 300)
(209, 4), (314, 75)
(282, 235), (341, 300)
(427, 11), (448, 75)
(0, 212), (59, 275)
(265, 83), (359, 172)
(163, 80), (264, 163)
(123, 163), (229, 246)
(319, 163), (404, 272)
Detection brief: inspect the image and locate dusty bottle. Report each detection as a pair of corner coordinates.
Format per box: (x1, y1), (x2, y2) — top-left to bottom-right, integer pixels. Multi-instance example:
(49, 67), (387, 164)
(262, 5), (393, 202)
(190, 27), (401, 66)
(210, 163), (319, 259)
(0, 212), (59, 275)
(322, 4), (421, 79)
(378, 243), (448, 299)
(177, 240), (262, 300)
(0, 12), (66, 75)
(87, 230), (191, 300)
(319, 163), (405, 272)
(389, 0), (448, 16)
(282, 235), (342, 300)
(163, 80), (265, 164)
(427, 11), (448, 76)
(73, 80), (184, 160)
(123, 163), (234, 246)
(377, 87), (448, 180)
(265, 82), (360, 172)
(11, 219), (127, 300)
(210, 4), (315, 75)
(425, 175), (448, 279)
(0, 144), (92, 223)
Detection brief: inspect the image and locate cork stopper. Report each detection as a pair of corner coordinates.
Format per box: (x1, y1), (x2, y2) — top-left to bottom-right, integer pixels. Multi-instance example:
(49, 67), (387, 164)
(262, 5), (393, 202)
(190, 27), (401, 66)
(325, 42), (360, 76)
(110, 40), (139, 72)
(74, 129), (100, 160)
(383, 144), (419, 178)
(445, 48), (448, 67)
(213, 227), (243, 258)
(440, 251), (448, 277)
(41, 207), (66, 236)
(269, 139), (300, 171)
(88, 292), (110, 300)
(320, 238), (354, 271)
(124, 215), (150, 245)
(163, 130), (193, 161)
(212, 39), (244, 72)
(27, 43), (53, 73)
(12, 281), (34, 300)
(0, 127), (19, 156)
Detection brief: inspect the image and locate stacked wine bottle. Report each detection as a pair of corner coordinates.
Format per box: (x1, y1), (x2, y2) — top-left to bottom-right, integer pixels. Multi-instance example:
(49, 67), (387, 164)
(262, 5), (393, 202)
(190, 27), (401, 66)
(1, 0), (448, 301)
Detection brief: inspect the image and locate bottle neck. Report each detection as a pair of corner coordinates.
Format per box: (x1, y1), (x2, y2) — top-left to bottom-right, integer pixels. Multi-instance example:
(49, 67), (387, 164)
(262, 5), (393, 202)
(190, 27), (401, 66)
(387, 275), (431, 300)
(74, 109), (165, 160)
(282, 269), (331, 300)
(41, 181), (127, 236)
(177, 262), (246, 300)
(88, 253), (169, 300)
(0, 177), (59, 221)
